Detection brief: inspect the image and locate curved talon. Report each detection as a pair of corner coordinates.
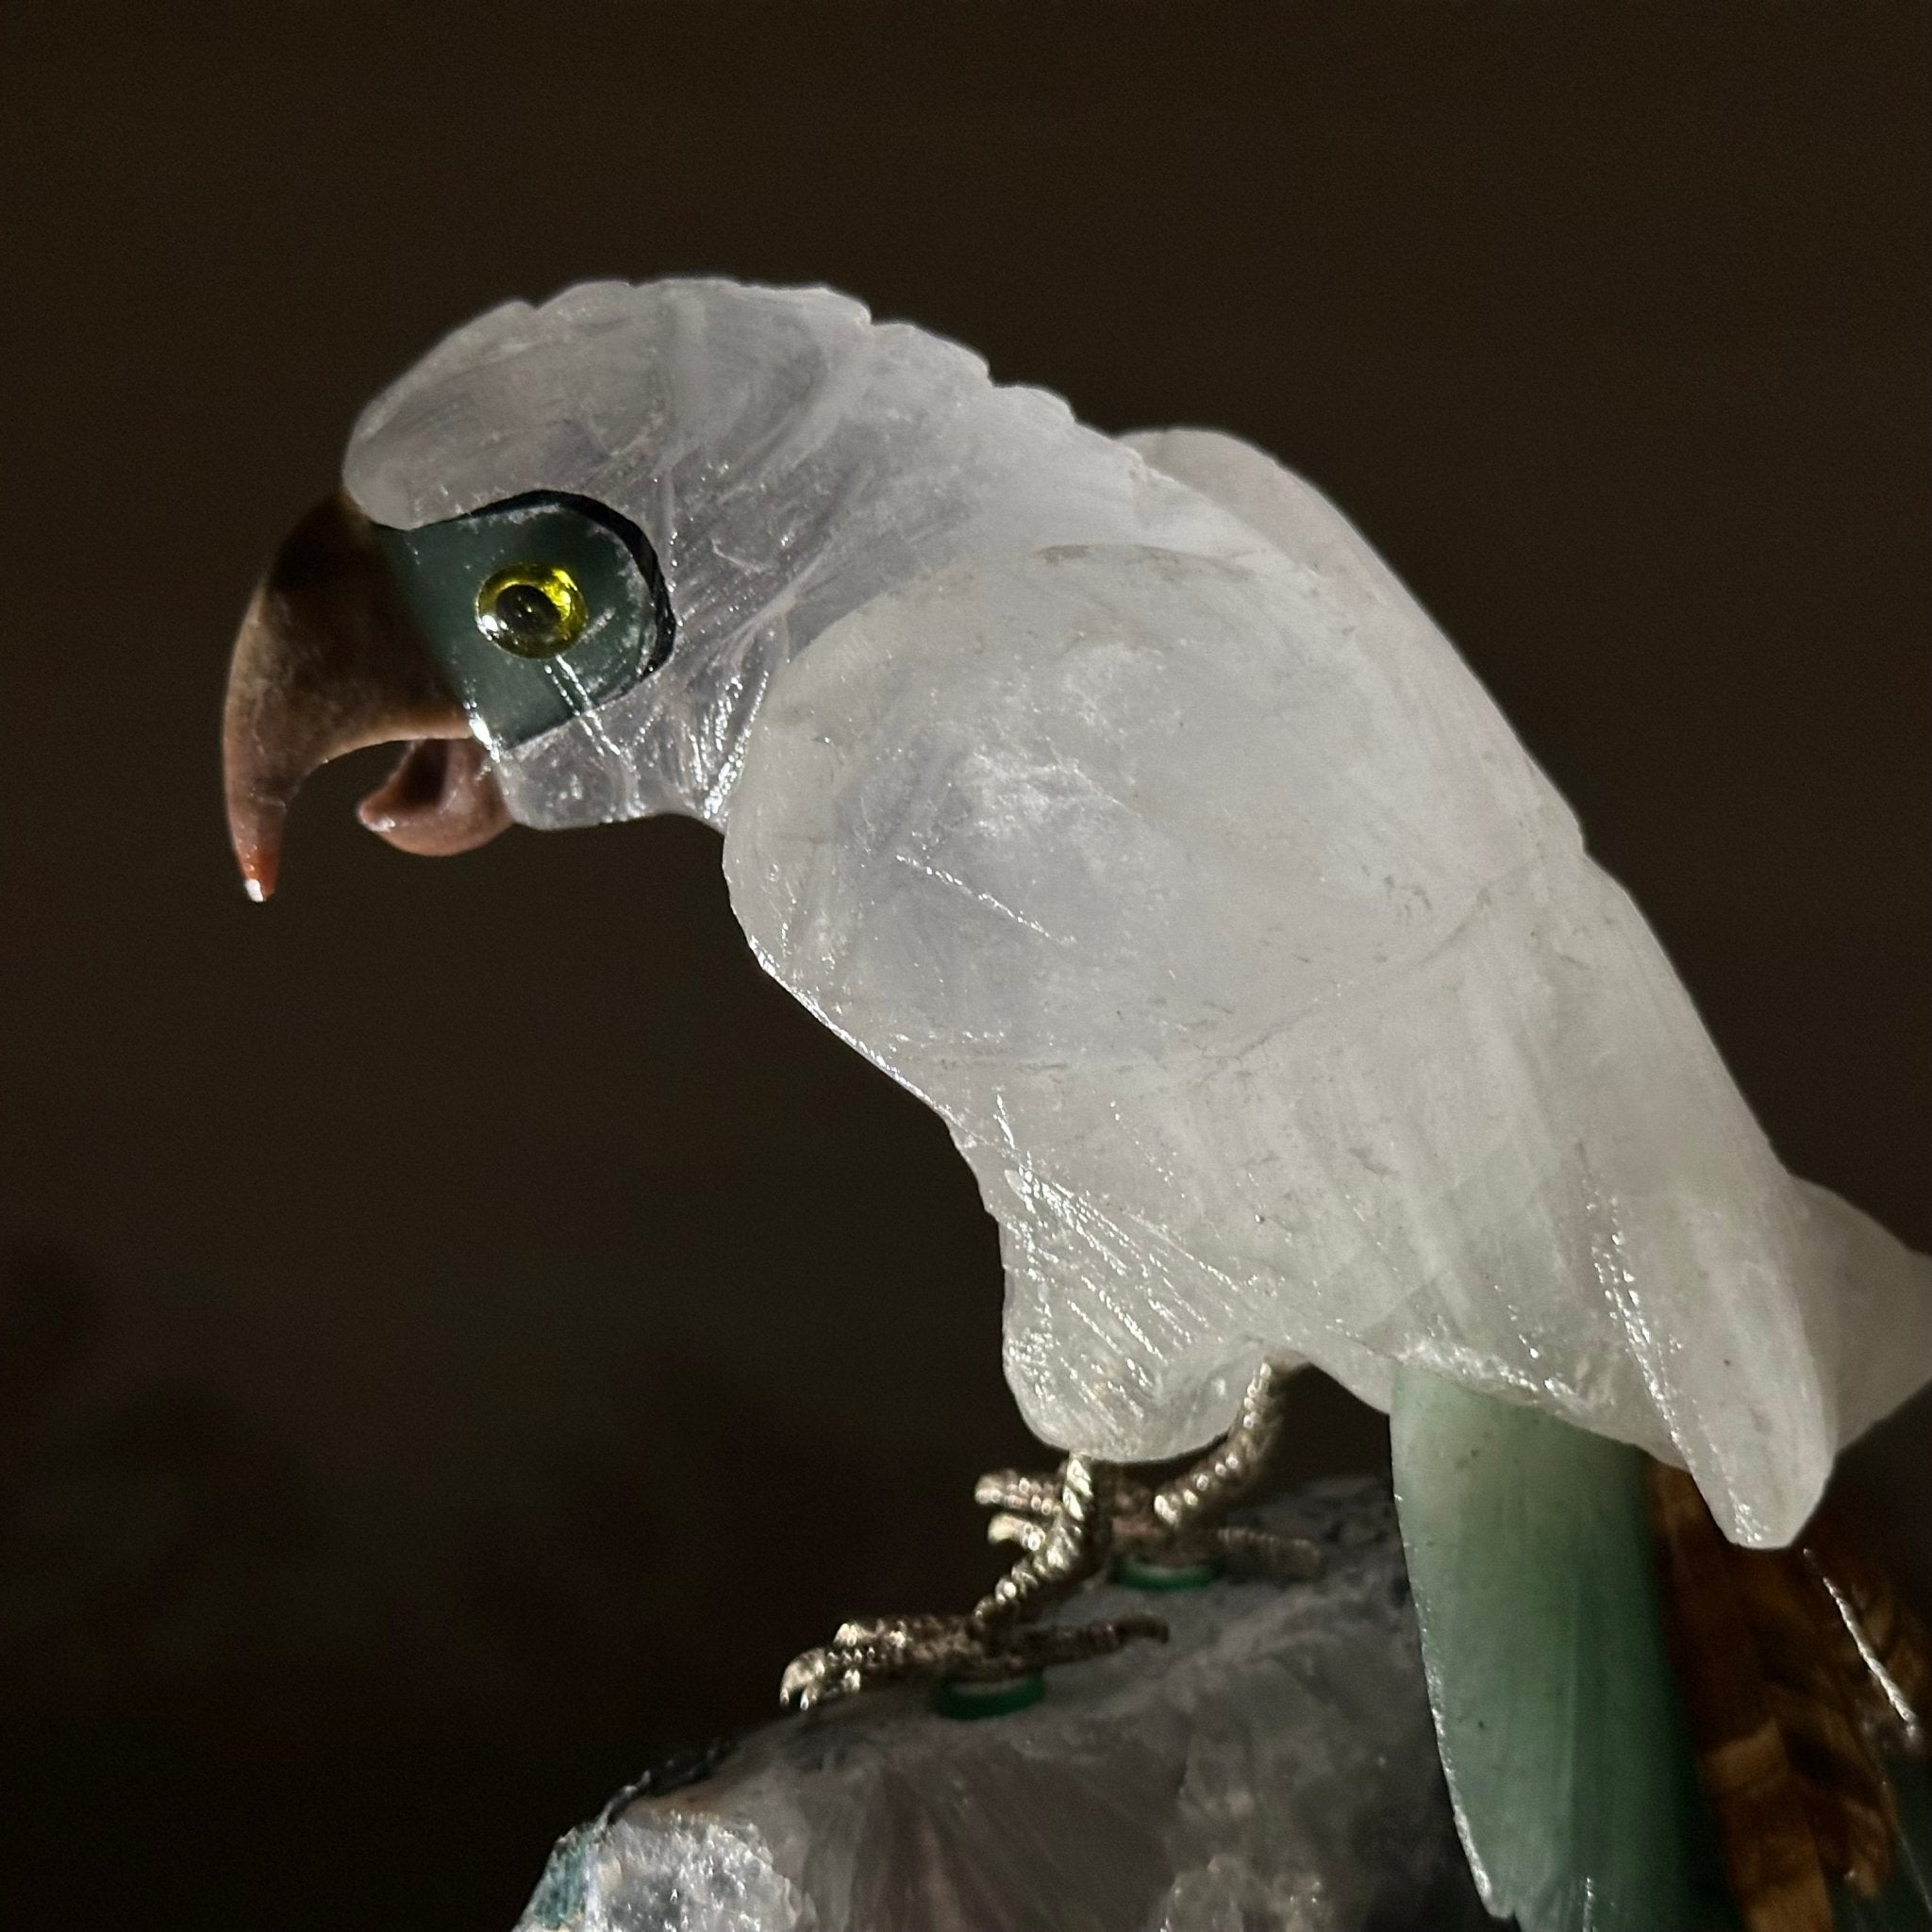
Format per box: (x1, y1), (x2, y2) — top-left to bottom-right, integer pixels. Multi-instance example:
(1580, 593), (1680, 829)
(987, 1510), (1051, 1552)
(974, 1456), (1115, 1625)
(779, 1608), (1169, 1712)
(781, 1357), (1315, 1715)
(974, 1471), (1062, 1515)
(974, 1357), (1324, 1587)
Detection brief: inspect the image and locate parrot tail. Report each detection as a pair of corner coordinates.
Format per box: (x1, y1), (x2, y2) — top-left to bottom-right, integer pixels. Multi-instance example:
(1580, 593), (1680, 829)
(1646, 1460), (1932, 1928)
(1391, 1368), (1932, 1932)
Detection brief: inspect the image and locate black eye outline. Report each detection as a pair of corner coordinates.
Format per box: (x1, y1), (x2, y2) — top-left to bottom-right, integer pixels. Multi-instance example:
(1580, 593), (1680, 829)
(488, 491), (676, 675)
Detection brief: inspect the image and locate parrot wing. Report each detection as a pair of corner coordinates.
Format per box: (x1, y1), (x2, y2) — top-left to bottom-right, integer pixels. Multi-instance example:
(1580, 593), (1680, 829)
(720, 446), (1932, 1552)
(724, 529), (1552, 1456)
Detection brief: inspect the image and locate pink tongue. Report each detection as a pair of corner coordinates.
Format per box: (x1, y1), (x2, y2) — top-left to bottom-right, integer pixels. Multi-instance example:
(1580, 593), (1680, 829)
(357, 737), (511, 857)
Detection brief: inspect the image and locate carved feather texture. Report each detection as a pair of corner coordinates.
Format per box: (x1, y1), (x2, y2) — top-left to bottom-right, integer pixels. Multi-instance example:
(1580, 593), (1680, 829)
(1646, 1461), (1931, 1927)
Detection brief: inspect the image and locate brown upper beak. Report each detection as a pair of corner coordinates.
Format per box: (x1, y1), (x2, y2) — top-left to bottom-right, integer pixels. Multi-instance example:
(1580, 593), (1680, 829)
(222, 491), (508, 900)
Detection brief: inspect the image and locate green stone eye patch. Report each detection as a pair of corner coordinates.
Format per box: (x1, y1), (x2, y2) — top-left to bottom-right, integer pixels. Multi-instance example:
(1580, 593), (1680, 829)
(374, 491), (674, 752)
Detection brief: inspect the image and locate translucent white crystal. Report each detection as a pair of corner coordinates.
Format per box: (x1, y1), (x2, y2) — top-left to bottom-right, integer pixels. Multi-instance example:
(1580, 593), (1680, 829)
(345, 281), (1932, 1546)
(345, 281), (1239, 827)
(515, 1480), (1489, 1932)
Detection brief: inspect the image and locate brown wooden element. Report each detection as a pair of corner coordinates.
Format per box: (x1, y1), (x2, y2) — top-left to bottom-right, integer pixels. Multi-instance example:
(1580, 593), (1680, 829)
(1645, 1461), (1932, 1929)
(1727, 1538), (1897, 1896)
(1646, 1461), (1835, 1930)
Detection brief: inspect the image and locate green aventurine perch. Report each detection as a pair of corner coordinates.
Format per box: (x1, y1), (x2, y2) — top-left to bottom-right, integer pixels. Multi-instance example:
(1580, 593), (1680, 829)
(221, 279), (1932, 1925)
(1391, 1367), (1739, 1927)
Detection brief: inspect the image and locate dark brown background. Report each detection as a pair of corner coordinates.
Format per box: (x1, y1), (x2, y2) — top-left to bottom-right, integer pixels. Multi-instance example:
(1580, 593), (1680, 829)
(0, 5), (1925, 1926)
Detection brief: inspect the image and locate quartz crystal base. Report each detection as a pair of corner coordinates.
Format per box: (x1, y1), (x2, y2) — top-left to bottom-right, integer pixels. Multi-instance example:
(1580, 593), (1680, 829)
(516, 1478), (1491, 1932)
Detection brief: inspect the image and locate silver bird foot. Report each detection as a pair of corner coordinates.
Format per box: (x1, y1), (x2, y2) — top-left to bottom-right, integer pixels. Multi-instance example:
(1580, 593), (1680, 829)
(779, 1358), (1323, 1712)
(780, 1454), (1162, 1711)
(777, 1606), (1170, 1712)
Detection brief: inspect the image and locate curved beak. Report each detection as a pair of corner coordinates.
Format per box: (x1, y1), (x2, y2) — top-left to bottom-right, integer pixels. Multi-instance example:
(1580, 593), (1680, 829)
(222, 492), (509, 900)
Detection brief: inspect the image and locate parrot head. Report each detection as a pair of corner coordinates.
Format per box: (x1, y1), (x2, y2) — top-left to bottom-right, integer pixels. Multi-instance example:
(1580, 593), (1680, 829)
(223, 278), (921, 898)
(221, 484), (671, 898)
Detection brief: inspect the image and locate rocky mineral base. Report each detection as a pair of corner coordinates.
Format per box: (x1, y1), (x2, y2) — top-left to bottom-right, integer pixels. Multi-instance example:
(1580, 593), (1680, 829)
(517, 1476), (1495, 1932)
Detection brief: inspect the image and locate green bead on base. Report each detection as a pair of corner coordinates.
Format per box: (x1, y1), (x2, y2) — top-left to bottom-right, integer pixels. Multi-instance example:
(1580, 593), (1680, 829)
(931, 1673), (1047, 1721)
(1114, 1554), (1223, 1591)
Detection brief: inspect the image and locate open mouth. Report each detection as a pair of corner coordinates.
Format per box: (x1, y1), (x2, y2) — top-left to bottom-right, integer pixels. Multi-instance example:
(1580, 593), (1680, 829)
(356, 736), (509, 858)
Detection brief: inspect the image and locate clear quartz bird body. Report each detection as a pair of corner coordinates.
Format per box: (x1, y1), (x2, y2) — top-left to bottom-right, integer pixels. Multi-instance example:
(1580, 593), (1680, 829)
(345, 279), (1932, 1548)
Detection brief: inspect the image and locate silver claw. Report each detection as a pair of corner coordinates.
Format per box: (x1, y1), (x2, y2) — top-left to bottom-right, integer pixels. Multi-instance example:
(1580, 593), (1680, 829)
(778, 1357), (1318, 1712)
(779, 1607), (1166, 1712)
(973, 1471), (1062, 1516)
(986, 1510), (1050, 1551)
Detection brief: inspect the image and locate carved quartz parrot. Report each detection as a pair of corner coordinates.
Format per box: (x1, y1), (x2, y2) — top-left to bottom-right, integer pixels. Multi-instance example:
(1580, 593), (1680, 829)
(223, 280), (1932, 1929)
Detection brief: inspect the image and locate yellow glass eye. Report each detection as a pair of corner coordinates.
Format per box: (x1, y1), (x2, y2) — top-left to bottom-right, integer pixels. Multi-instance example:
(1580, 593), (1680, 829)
(475, 564), (588, 658)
